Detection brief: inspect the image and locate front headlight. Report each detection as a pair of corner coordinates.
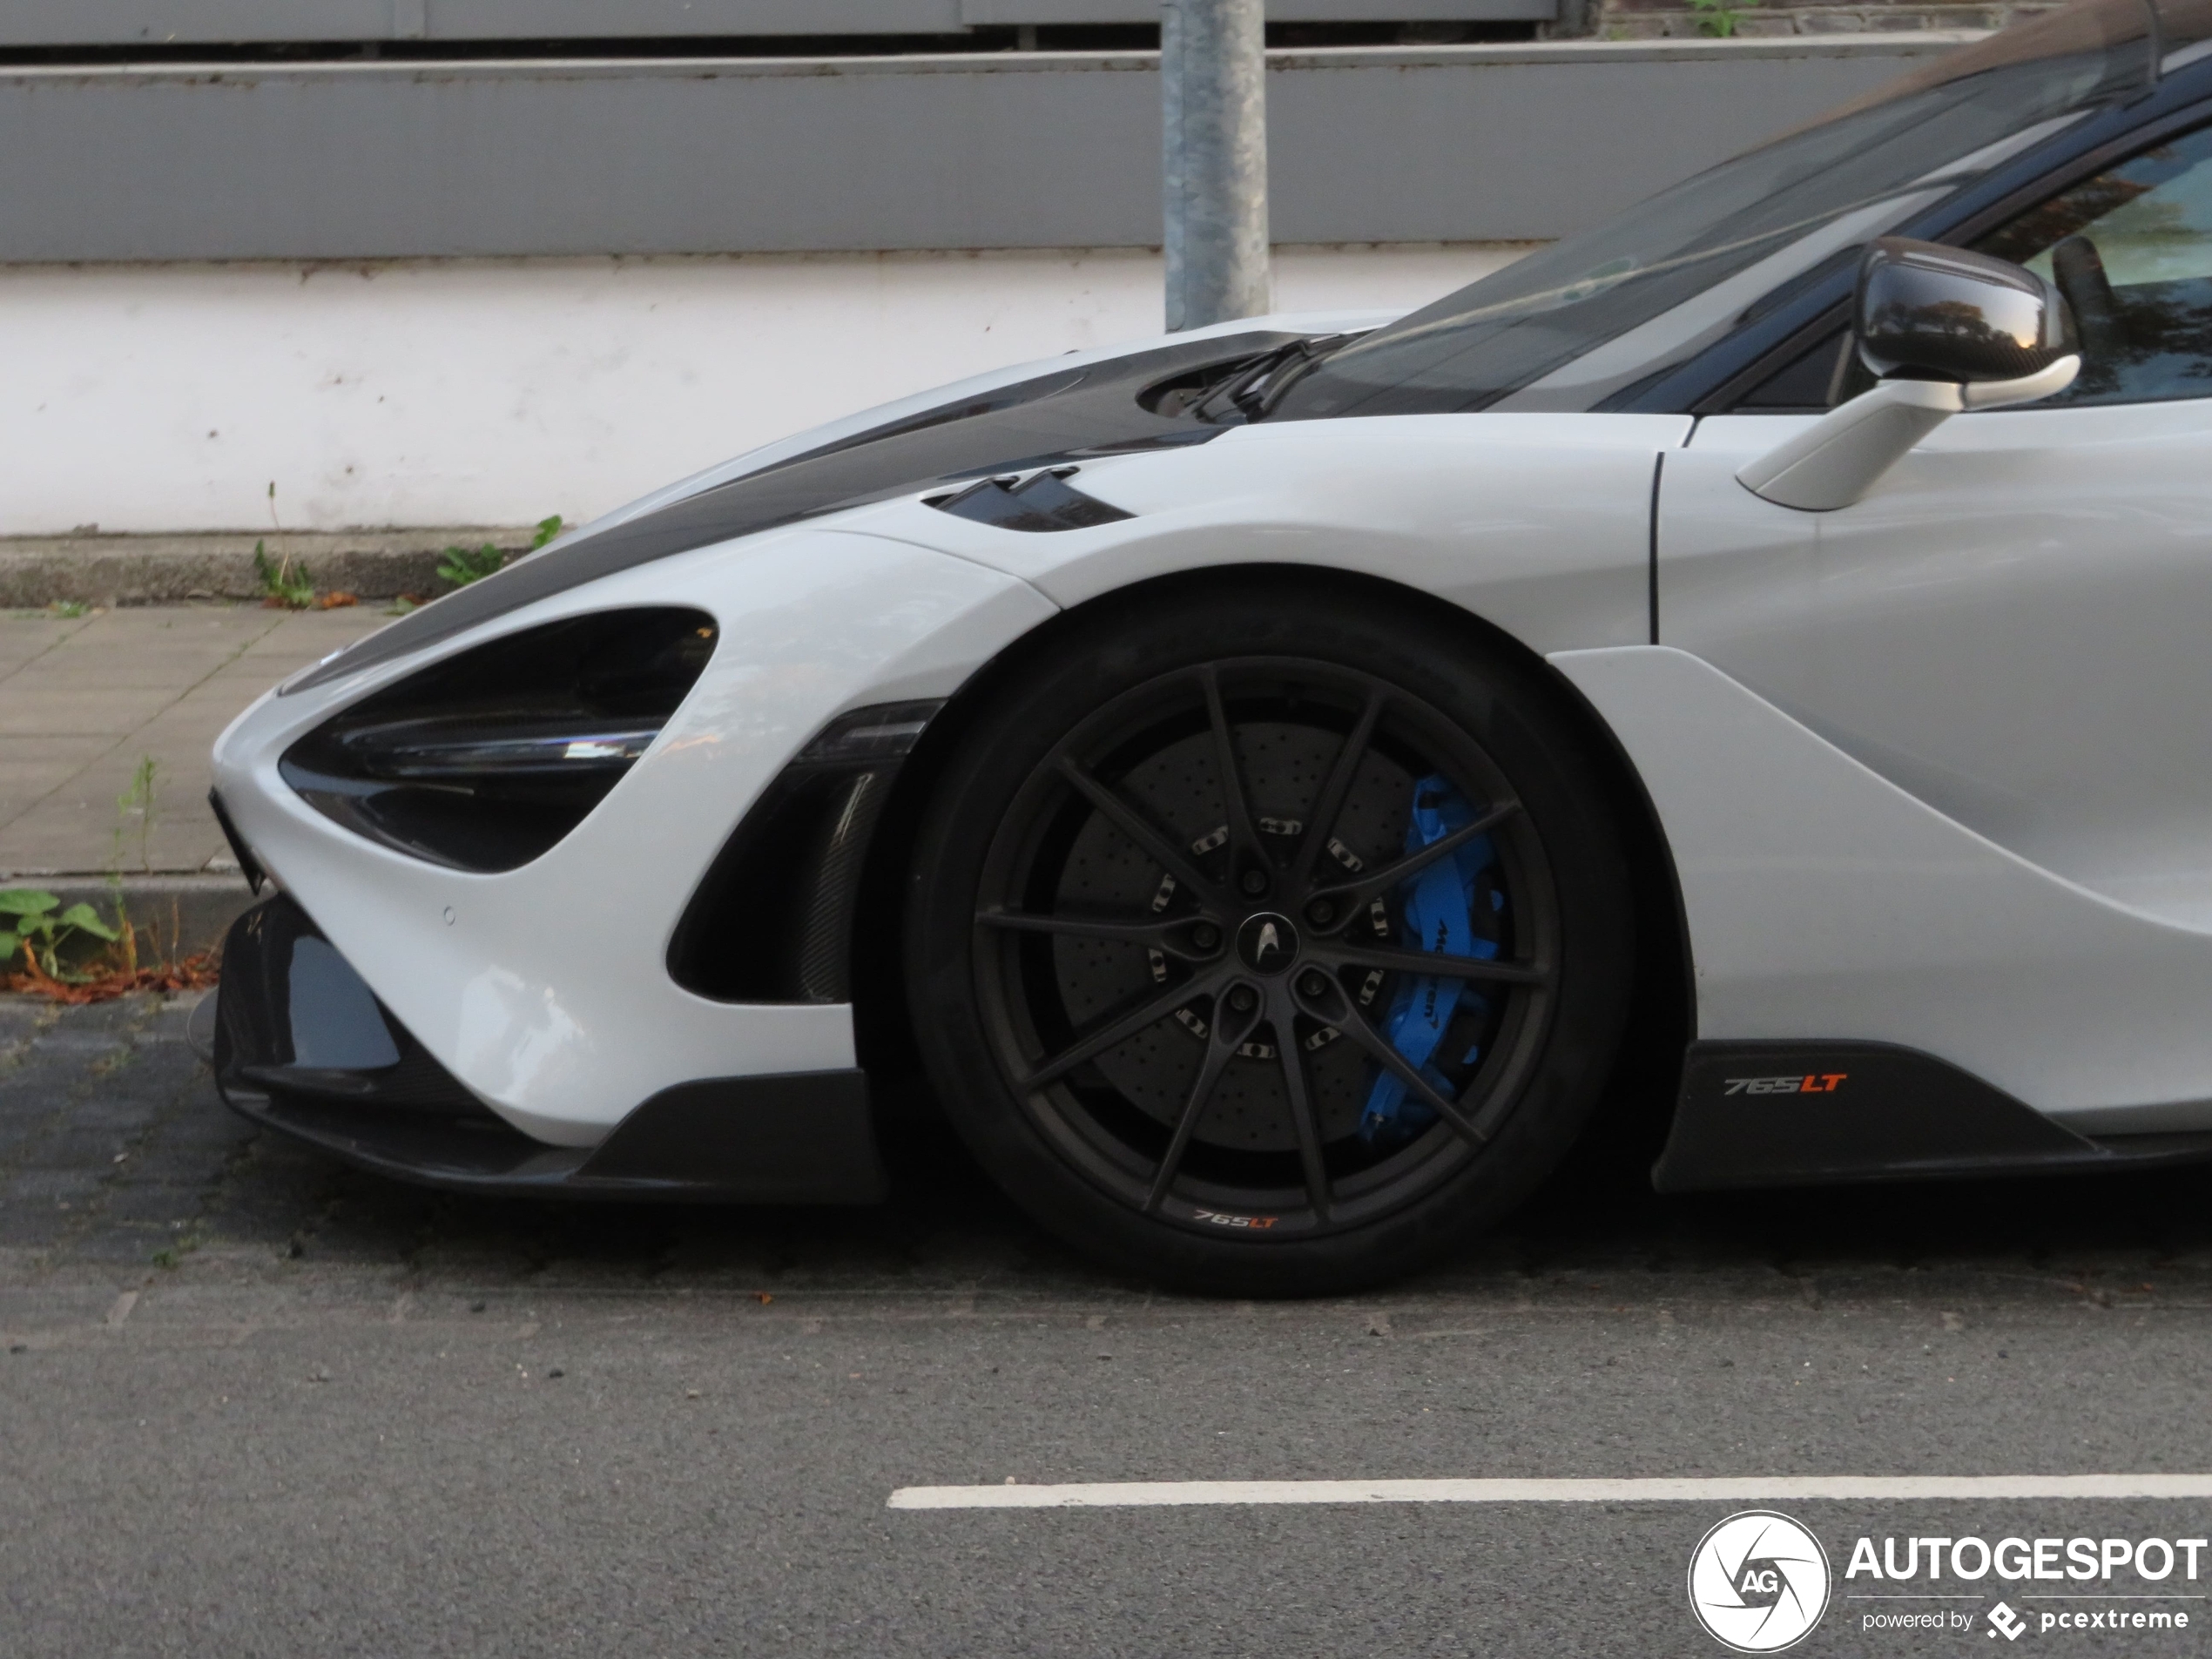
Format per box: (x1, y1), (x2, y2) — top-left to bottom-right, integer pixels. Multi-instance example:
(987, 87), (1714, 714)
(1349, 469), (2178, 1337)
(280, 607), (716, 872)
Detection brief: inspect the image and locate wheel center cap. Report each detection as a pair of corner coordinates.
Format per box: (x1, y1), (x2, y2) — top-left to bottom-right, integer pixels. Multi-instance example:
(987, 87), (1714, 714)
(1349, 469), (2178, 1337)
(1235, 912), (1300, 975)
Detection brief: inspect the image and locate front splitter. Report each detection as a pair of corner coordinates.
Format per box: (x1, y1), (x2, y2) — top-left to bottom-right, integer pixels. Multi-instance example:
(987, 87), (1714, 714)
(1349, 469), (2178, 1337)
(212, 894), (887, 1205)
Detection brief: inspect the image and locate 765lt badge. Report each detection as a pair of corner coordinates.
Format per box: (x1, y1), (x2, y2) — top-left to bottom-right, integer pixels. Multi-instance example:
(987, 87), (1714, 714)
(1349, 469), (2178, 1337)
(1723, 1074), (1848, 1096)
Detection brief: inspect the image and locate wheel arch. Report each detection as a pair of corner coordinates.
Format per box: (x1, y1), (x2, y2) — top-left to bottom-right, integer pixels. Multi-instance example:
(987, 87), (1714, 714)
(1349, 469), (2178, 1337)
(850, 562), (1694, 1167)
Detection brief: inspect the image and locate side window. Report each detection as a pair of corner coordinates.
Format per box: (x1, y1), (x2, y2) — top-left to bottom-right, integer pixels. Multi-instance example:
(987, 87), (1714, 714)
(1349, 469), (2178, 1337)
(1977, 124), (2212, 405)
(1734, 327), (1851, 412)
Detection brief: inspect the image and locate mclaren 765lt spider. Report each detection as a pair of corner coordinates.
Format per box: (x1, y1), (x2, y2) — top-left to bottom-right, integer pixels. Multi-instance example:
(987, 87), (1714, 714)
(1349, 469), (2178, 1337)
(204, 0), (2212, 1291)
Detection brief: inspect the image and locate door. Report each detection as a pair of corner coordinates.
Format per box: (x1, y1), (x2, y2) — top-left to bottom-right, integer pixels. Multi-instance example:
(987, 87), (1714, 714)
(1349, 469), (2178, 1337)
(1661, 118), (2212, 930)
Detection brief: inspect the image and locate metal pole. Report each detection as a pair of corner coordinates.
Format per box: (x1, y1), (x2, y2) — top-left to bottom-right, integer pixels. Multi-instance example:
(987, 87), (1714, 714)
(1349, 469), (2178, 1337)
(1161, 0), (1271, 332)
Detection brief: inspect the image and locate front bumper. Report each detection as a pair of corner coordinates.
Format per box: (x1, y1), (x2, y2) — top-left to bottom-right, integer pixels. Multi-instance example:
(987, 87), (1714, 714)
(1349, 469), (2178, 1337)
(212, 896), (885, 1203)
(209, 524), (1054, 1143)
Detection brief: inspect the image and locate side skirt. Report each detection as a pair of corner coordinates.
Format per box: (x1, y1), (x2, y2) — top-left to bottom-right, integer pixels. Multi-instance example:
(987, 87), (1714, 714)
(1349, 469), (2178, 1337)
(1653, 1040), (2212, 1192)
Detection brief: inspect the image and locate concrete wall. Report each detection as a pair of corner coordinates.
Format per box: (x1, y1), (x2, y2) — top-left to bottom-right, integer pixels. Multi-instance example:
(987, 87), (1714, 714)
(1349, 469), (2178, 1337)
(0, 244), (1527, 536)
(0, 35), (1976, 536)
(0, 38), (1964, 262)
(0, 0), (1537, 43)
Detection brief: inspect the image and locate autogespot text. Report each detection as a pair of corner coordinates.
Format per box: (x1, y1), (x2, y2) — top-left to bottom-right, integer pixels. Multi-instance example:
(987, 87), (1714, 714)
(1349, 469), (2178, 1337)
(1850, 1533), (2201, 1635)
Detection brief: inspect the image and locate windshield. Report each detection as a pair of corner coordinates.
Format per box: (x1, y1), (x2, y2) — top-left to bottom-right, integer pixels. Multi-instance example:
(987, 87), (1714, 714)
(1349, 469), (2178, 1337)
(1271, 0), (2161, 421)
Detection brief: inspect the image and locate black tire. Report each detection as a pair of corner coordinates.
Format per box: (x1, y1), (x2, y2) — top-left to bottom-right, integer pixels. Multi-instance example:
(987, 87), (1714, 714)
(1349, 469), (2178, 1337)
(905, 577), (1634, 1294)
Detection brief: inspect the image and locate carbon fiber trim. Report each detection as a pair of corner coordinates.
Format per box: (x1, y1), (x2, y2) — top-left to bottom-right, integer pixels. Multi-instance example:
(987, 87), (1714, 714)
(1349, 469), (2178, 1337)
(666, 699), (941, 1005)
(1654, 1040), (2212, 1191)
(281, 334), (1295, 697)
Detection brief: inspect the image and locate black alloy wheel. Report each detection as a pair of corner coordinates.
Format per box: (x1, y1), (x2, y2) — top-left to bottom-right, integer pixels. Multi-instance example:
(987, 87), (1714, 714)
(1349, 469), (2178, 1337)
(907, 583), (1634, 1294)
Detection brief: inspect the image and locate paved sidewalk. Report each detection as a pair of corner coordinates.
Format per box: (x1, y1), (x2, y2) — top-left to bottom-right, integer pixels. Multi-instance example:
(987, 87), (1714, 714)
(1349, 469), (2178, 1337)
(0, 604), (386, 877)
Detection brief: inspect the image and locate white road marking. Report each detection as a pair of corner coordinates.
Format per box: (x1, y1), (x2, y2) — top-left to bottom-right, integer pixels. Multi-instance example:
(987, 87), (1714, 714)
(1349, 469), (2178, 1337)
(887, 1475), (2212, 1510)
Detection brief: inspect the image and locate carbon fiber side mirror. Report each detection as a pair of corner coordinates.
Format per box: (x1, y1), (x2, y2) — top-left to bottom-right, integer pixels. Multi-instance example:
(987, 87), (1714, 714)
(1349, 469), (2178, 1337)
(1856, 237), (2078, 385)
(1737, 239), (2083, 512)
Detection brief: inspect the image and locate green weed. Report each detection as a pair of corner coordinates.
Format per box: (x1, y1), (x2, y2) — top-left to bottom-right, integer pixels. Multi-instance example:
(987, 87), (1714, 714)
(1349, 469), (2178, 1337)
(1689, 0), (1757, 35)
(253, 540), (315, 609)
(113, 756), (158, 876)
(152, 1235), (201, 1270)
(0, 759), (215, 993)
(0, 890), (120, 981)
(435, 543), (504, 587)
(436, 514), (563, 590)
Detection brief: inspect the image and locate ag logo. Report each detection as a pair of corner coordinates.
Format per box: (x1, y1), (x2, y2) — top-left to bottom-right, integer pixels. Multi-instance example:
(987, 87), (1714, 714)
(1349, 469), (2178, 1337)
(1688, 1510), (1831, 1652)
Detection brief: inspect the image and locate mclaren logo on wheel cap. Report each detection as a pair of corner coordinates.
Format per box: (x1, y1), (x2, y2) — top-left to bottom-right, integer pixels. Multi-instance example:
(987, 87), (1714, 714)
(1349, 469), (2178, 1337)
(1236, 913), (1299, 974)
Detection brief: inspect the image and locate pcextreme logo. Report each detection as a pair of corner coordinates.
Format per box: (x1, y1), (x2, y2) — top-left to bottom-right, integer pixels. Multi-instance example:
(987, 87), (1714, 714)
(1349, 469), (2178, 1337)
(1689, 1511), (1832, 1652)
(1723, 1074), (1848, 1096)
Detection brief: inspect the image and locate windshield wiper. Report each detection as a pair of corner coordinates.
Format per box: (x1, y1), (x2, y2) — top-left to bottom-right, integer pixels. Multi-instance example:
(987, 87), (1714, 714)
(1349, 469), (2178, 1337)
(1190, 333), (1359, 422)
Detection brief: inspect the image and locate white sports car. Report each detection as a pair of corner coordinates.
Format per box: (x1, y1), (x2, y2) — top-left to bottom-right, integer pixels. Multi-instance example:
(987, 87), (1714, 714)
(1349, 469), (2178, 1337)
(206, 0), (2212, 1291)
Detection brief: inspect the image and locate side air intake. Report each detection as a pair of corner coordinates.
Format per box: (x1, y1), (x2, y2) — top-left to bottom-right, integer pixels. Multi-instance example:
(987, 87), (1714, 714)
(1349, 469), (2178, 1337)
(666, 700), (941, 1004)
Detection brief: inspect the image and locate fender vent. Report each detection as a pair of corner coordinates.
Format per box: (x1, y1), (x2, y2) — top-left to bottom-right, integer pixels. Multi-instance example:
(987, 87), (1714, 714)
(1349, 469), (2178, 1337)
(927, 468), (1131, 532)
(667, 700), (942, 1004)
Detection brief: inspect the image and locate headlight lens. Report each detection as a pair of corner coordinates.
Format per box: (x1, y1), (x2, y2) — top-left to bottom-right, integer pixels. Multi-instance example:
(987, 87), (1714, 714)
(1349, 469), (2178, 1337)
(322, 718), (664, 779)
(280, 607), (716, 872)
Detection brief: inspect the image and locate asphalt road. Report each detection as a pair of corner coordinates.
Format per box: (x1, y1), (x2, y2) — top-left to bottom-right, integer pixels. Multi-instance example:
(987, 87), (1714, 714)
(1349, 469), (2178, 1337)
(8, 993), (2212, 1656)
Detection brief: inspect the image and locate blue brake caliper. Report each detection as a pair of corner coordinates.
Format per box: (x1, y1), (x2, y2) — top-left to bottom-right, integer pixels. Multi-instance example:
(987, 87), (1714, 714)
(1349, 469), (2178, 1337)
(1358, 775), (1501, 1143)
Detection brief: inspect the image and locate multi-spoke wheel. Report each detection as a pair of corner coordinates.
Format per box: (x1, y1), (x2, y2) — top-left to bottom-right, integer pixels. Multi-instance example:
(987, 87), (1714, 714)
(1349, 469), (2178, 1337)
(907, 582), (1632, 1293)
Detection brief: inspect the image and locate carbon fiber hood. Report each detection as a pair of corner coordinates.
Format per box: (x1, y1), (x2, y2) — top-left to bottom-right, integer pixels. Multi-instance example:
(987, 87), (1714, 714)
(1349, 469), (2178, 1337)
(286, 329), (1304, 696)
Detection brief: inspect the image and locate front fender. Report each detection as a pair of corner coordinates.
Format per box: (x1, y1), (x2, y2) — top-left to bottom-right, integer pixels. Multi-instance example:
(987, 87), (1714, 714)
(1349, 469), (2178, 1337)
(842, 413), (1692, 657)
